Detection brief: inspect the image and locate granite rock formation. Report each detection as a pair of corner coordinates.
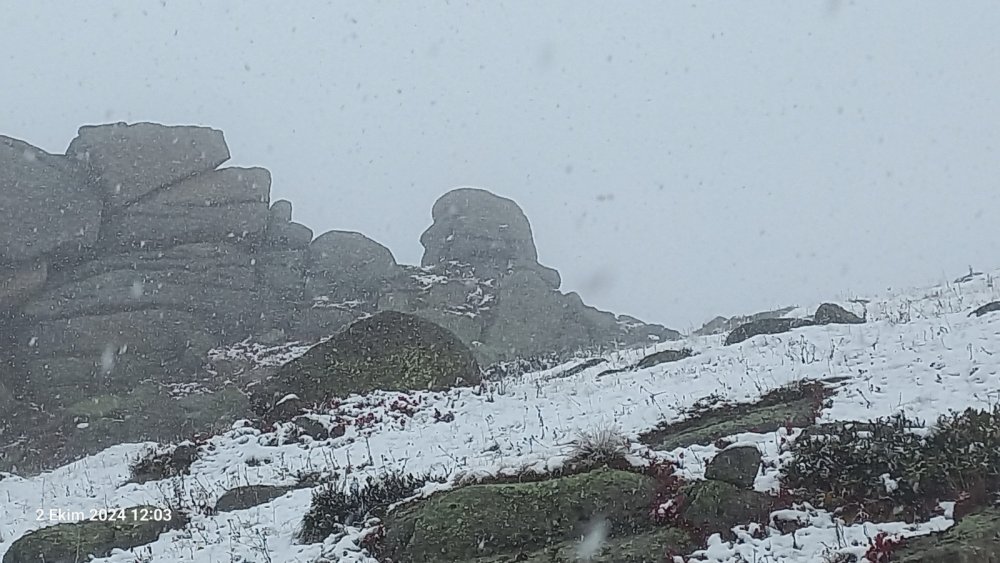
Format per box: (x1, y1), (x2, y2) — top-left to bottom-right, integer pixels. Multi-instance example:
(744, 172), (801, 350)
(0, 121), (680, 473)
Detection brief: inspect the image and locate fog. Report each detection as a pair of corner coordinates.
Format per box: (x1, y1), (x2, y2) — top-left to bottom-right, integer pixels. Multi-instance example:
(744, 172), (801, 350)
(3, 1), (998, 330)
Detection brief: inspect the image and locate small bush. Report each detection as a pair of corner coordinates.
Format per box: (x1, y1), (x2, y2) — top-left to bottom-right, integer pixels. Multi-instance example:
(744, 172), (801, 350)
(298, 469), (443, 544)
(129, 443), (198, 484)
(567, 424), (631, 468)
(782, 405), (1000, 519)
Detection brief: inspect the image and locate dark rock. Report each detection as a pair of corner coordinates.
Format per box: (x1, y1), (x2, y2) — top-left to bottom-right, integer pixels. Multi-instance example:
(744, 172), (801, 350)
(678, 480), (775, 539)
(634, 348), (694, 370)
(724, 317), (815, 346)
(1, 504), (184, 563)
(1, 136), (102, 262)
(559, 358), (608, 378)
(66, 121), (230, 207)
(214, 484), (294, 513)
(970, 301), (1000, 317)
(695, 306), (797, 337)
(704, 446), (762, 489)
(292, 415), (334, 440)
(102, 167), (270, 248)
(268, 311), (480, 404)
(129, 443), (199, 484)
(380, 468), (664, 562)
(813, 303), (864, 325)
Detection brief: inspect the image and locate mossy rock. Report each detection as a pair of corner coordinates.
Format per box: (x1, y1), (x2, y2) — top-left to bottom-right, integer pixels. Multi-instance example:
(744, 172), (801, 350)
(2, 504), (184, 563)
(634, 348), (694, 370)
(639, 382), (825, 451)
(893, 507), (1000, 562)
(679, 480), (775, 538)
(270, 311), (480, 404)
(380, 468), (660, 562)
(724, 317), (814, 346)
(468, 526), (692, 563)
(214, 484), (295, 513)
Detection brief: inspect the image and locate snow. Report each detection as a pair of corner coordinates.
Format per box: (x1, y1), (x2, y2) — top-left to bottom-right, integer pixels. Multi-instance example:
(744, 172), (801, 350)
(2, 267), (1000, 562)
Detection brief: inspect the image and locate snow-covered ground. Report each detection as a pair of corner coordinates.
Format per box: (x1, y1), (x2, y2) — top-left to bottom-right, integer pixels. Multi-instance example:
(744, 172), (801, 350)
(2, 268), (999, 562)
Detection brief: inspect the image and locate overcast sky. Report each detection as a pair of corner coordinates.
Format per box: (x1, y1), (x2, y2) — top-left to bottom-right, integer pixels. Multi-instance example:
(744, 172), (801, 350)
(2, 1), (998, 331)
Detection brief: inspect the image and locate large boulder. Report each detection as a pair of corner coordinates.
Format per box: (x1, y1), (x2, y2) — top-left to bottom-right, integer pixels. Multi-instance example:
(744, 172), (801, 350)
(813, 303), (864, 325)
(379, 468), (684, 562)
(704, 446), (762, 489)
(420, 188), (555, 285)
(66, 122), (230, 208)
(264, 311), (480, 408)
(2, 505), (184, 563)
(1, 136), (103, 263)
(102, 167), (270, 248)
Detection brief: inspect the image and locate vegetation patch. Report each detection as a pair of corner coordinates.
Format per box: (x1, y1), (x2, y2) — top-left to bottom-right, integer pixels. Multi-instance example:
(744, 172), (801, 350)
(298, 468), (444, 544)
(639, 380), (834, 451)
(782, 405), (1000, 522)
(129, 442), (199, 484)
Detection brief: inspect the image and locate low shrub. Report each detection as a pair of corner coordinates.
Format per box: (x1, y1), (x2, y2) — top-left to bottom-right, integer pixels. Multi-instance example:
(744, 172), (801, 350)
(298, 468), (444, 544)
(782, 405), (1000, 519)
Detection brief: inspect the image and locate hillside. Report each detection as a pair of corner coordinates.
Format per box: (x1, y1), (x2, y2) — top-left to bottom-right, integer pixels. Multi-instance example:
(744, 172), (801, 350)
(1, 267), (998, 562)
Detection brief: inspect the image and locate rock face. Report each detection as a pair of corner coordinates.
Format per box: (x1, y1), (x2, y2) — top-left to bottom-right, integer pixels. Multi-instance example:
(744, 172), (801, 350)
(66, 121), (230, 207)
(0, 123), (681, 474)
(1, 136), (103, 263)
(263, 311), (481, 409)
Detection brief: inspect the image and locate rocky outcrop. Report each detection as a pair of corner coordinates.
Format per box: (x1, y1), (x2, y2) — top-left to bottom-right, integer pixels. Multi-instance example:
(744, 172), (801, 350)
(970, 301), (1000, 317)
(66, 122), (230, 208)
(419, 187), (560, 289)
(1, 136), (102, 263)
(0, 122), (681, 474)
(704, 446), (762, 489)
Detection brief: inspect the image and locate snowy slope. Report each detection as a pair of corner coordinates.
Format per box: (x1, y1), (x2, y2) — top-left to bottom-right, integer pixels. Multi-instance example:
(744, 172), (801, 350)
(2, 269), (999, 562)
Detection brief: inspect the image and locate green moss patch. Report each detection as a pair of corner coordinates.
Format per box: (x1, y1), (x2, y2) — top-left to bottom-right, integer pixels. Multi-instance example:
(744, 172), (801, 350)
(893, 508), (1000, 562)
(2, 505), (185, 563)
(639, 380), (833, 451)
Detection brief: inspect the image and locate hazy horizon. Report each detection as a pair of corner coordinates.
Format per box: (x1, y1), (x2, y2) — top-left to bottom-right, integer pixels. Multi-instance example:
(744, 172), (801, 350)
(3, 1), (999, 331)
